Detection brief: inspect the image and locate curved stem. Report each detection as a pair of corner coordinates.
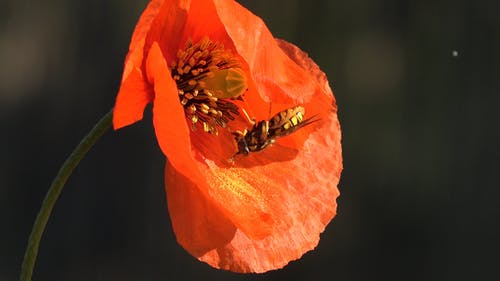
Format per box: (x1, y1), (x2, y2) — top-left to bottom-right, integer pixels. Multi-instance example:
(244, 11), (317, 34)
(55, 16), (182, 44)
(20, 109), (113, 281)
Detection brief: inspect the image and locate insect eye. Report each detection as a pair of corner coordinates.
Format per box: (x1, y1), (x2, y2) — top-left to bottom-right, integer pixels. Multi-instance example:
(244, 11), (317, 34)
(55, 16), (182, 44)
(200, 68), (247, 99)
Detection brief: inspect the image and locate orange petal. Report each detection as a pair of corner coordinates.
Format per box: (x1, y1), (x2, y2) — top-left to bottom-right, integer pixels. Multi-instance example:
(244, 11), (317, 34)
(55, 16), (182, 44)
(113, 67), (153, 129)
(276, 39), (336, 103)
(146, 41), (202, 183)
(128, 0), (164, 62)
(165, 162), (237, 256)
(166, 110), (342, 273)
(213, 0), (318, 104)
(113, 0), (164, 129)
(178, 130), (286, 242)
(177, 0), (234, 50)
(146, 0), (190, 63)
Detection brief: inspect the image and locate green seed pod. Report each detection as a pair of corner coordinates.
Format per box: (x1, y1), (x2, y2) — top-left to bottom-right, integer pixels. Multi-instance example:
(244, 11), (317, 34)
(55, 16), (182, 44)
(201, 68), (248, 99)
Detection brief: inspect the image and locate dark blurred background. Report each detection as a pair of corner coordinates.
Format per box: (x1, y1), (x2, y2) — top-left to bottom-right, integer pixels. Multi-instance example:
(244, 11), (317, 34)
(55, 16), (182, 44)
(1, 0), (499, 280)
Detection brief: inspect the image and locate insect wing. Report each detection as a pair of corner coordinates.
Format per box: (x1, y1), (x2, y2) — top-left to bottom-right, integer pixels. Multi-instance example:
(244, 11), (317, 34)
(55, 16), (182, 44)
(268, 106), (317, 137)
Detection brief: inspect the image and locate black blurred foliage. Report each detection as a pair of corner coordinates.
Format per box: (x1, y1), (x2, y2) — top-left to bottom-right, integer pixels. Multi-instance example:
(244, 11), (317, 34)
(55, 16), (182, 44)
(1, 0), (499, 280)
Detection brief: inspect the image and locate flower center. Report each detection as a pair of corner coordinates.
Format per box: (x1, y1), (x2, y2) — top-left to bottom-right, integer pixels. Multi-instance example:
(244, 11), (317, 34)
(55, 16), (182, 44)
(170, 37), (247, 135)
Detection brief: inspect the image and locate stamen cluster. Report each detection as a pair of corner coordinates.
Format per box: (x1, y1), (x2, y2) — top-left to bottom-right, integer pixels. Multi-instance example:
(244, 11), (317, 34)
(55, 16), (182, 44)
(171, 38), (241, 134)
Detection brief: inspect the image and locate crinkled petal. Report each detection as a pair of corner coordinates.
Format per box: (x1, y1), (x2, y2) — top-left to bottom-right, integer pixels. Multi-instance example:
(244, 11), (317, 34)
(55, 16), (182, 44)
(276, 39), (335, 101)
(113, 0), (164, 129)
(114, 0), (192, 129)
(146, 42), (204, 186)
(178, 0), (233, 47)
(128, 0), (165, 61)
(166, 111), (341, 273)
(213, 0), (318, 105)
(146, 0), (190, 63)
(165, 162), (237, 256)
(113, 67), (154, 129)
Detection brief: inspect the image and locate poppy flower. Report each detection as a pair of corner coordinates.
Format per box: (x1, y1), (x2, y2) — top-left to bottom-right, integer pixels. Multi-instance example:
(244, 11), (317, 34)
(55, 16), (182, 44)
(113, 0), (342, 273)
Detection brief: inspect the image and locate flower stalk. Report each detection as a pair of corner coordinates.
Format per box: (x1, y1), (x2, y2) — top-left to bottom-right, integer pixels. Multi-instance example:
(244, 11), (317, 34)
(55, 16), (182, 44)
(19, 109), (113, 281)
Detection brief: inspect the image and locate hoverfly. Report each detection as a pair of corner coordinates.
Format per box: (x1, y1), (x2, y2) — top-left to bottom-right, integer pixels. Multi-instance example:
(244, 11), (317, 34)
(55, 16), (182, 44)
(232, 106), (317, 156)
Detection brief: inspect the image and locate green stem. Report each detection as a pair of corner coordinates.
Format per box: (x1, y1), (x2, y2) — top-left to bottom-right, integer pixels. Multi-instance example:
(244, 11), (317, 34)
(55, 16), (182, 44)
(19, 109), (113, 281)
